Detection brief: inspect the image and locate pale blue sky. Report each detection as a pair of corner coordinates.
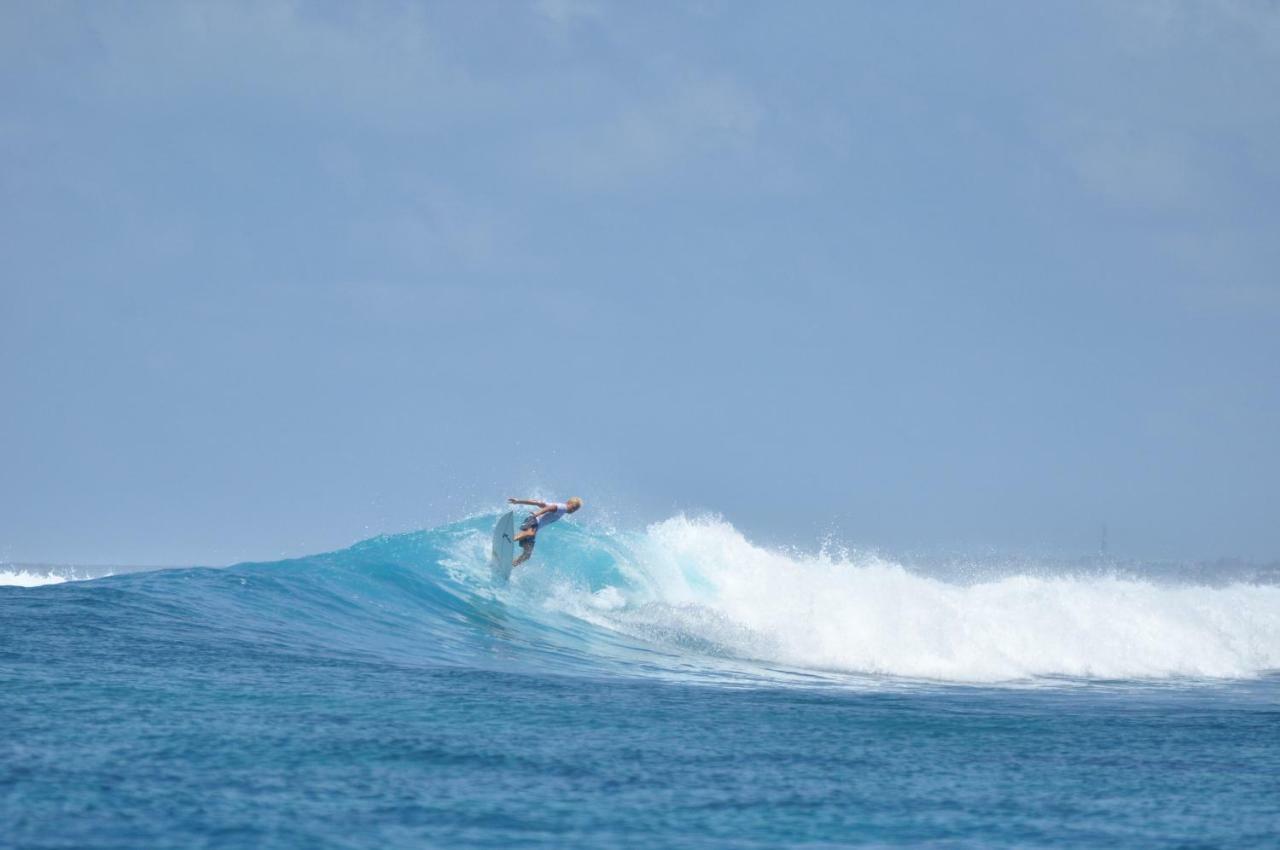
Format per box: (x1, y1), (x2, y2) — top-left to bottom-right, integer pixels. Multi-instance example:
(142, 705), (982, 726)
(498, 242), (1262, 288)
(3, 1), (1278, 565)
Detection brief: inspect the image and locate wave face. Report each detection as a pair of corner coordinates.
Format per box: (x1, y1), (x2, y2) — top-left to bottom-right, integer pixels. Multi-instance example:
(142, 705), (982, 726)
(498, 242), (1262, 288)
(12, 515), (1280, 685)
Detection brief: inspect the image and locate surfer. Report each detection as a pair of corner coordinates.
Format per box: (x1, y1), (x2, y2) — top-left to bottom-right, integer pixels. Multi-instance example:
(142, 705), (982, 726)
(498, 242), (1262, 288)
(508, 497), (582, 567)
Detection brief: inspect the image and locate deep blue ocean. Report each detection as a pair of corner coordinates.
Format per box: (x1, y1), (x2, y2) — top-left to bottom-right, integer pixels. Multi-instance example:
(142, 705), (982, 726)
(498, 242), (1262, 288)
(4, 515), (1279, 848)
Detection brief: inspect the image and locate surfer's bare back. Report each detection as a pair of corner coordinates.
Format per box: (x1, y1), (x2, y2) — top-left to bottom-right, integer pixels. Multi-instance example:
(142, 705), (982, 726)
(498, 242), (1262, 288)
(507, 497), (583, 567)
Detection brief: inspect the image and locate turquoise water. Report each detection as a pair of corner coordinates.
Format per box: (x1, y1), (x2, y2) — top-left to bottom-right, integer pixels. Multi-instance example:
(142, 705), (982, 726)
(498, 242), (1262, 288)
(4, 516), (1280, 848)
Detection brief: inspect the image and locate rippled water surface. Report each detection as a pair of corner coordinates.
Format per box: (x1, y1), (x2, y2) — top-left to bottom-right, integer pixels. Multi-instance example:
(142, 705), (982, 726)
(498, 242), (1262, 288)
(4, 516), (1279, 848)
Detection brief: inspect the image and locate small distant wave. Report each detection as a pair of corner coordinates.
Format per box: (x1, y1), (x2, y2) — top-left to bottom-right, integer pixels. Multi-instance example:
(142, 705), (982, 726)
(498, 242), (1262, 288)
(1, 569), (69, 588)
(0, 566), (113, 587)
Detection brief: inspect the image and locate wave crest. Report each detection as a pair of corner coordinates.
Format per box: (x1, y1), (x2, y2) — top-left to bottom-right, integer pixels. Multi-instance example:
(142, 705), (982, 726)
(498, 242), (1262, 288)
(565, 516), (1280, 681)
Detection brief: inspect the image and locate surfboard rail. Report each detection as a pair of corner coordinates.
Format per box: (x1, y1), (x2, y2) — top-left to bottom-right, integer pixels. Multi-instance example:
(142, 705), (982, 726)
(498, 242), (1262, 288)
(490, 511), (515, 584)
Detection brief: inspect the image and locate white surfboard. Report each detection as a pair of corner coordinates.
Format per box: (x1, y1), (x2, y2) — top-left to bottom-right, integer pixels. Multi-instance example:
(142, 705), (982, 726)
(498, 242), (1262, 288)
(490, 511), (515, 584)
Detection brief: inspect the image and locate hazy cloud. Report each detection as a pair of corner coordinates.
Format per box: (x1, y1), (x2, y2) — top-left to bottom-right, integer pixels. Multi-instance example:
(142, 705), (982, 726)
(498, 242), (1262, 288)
(530, 73), (764, 190)
(533, 0), (604, 28)
(72, 1), (484, 132)
(1113, 0), (1280, 52)
(1054, 118), (1199, 212)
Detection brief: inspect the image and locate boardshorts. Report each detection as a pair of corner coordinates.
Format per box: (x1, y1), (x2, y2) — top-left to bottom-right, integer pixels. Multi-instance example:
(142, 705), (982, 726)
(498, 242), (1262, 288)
(518, 514), (538, 550)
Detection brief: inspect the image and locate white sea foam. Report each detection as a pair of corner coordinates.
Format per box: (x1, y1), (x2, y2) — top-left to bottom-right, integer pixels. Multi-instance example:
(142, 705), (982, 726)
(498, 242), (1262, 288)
(0, 569), (70, 588)
(555, 516), (1280, 683)
(0, 566), (112, 587)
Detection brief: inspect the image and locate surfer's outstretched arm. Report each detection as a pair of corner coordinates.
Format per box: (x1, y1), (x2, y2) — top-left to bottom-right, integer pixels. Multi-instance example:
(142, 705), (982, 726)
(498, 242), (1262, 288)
(510, 499), (559, 522)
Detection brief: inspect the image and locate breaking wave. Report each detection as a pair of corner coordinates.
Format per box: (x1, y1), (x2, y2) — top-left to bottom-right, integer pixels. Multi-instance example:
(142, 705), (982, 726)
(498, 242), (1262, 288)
(7, 515), (1280, 685)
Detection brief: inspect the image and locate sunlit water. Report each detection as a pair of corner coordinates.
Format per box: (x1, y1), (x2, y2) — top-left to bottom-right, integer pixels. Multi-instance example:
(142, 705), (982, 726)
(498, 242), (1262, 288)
(4, 516), (1279, 848)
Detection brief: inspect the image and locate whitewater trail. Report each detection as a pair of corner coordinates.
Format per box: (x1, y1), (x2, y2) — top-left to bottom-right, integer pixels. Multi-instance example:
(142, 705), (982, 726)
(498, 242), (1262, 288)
(515, 516), (1280, 683)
